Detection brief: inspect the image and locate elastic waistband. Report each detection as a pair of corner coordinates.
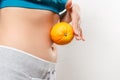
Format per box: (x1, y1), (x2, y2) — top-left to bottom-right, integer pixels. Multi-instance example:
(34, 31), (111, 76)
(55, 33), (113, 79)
(0, 45), (56, 78)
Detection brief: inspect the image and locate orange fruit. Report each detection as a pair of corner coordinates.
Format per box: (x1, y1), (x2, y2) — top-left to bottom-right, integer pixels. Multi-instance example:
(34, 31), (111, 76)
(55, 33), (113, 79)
(50, 22), (74, 45)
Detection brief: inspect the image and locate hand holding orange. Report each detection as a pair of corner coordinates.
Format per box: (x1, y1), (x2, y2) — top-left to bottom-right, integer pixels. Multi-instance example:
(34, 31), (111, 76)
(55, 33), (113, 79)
(50, 22), (74, 45)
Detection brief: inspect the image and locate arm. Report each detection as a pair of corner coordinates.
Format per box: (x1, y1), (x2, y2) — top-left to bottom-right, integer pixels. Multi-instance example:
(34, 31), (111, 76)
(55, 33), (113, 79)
(60, 0), (85, 41)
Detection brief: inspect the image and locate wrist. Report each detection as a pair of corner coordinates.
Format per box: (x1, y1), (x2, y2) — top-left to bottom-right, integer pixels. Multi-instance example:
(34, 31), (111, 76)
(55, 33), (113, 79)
(72, 0), (80, 7)
(72, 0), (80, 13)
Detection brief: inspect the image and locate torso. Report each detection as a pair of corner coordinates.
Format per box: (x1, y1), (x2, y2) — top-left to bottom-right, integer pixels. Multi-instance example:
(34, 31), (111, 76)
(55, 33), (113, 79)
(0, 7), (60, 63)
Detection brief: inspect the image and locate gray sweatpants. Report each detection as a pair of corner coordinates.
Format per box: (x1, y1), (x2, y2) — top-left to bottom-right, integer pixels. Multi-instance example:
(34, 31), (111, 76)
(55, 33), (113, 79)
(0, 46), (56, 80)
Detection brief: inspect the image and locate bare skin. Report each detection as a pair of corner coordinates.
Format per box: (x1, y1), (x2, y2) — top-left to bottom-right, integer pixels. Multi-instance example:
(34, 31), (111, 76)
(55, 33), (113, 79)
(0, 0), (85, 63)
(0, 9), (1, 23)
(0, 7), (59, 63)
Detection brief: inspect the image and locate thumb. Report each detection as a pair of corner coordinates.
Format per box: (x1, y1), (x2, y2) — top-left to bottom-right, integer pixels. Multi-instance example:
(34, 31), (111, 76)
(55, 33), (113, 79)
(65, 0), (72, 11)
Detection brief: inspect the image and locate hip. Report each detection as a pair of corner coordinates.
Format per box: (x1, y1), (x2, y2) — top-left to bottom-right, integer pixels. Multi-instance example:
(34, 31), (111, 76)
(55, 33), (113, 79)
(0, 46), (56, 80)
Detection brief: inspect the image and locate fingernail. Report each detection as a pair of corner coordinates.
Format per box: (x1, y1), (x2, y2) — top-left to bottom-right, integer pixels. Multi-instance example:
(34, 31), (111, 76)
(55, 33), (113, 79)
(82, 38), (85, 41)
(76, 36), (81, 40)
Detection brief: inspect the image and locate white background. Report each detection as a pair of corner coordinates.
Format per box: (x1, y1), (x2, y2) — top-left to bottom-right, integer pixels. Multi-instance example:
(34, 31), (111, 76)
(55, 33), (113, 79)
(56, 0), (120, 80)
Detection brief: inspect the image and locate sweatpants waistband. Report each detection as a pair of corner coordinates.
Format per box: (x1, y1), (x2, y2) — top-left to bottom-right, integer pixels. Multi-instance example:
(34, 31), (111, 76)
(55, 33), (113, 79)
(0, 46), (56, 79)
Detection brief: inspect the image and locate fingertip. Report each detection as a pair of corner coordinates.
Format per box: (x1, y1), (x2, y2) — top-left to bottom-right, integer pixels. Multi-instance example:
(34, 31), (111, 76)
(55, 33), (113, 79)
(82, 37), (86, 41)
(75, 35), (81, 40)
(75, 35), (86, 41)
(81, 35), (86, 41)
(82, 39), (85, 41)
(73, 29), (79, 36)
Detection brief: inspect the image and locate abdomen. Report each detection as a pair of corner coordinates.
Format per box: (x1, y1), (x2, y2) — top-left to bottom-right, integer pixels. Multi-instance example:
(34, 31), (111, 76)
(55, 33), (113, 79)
(0, 7), (59, 62)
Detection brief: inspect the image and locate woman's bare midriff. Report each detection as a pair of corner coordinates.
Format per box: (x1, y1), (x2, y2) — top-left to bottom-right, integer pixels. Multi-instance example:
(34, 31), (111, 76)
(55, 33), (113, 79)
(0, 7), (60, 63)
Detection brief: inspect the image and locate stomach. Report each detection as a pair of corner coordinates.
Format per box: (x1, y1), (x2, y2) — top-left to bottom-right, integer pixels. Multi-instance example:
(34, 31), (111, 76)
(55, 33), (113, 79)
(0, 7), (60, 63)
